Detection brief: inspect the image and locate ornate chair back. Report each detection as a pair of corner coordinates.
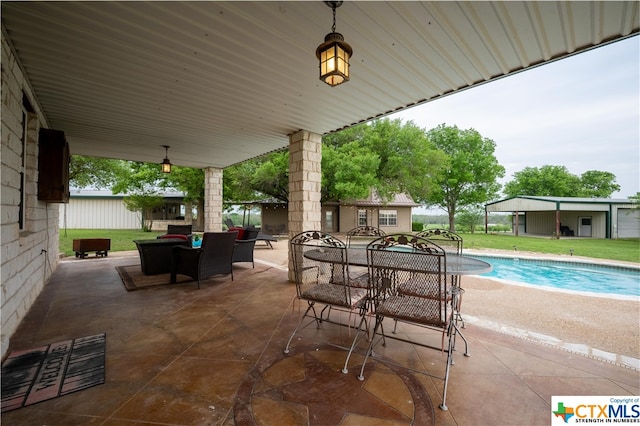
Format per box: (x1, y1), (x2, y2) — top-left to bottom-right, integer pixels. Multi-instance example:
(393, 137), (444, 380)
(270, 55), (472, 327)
(415, 228), (462, 254)
(345, 225), (386, 248)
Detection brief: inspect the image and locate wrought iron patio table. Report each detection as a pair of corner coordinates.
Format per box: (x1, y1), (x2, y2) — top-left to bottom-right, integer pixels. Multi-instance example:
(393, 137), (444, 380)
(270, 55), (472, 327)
(304, 247), (493, 275)
(303, 245), (492, 370)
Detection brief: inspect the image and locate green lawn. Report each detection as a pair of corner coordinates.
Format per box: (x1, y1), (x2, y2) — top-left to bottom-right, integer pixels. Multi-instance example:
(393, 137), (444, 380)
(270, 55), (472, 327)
(460, 233), (639, 263)
(59, 229), (640, 263)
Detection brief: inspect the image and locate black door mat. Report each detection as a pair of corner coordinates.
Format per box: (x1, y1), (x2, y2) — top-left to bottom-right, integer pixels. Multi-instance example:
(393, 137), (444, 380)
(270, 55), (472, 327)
(1, 333), (106, 412)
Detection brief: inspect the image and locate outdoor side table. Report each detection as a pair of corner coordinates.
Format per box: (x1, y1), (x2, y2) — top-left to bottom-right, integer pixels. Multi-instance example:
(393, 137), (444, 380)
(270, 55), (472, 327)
(73, 238), (111, 258)
(134, 238), (190, 275)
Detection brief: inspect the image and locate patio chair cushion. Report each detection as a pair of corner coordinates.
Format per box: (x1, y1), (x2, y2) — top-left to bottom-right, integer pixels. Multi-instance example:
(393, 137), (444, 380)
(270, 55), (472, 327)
(377, 295), (451, 328)
(228, 227), (245, 239)
(301, 283), (368, 310)
(159, 234), (189, 241)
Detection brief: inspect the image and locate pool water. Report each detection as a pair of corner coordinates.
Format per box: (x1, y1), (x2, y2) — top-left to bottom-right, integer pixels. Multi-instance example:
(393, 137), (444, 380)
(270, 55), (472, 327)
(468, 255), (640, 297)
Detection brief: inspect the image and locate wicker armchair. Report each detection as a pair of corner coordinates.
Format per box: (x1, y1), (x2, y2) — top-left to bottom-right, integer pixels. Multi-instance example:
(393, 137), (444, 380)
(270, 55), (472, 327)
(158, 224), (193, 244)
(232, 227), (260, 268)
(170, 231), (237, 288)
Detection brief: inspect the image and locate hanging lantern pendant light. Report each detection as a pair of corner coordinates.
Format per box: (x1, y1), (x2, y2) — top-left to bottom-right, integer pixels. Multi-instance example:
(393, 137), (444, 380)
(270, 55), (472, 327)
(316, 1), (352, 87)
(161, 145), (172, 173)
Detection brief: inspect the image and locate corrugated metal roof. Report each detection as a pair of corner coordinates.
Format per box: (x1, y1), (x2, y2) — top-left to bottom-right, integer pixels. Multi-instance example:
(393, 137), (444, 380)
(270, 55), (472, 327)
(323, 192), (419, 207)
(488, 195), (634, 205)
(69, 189), (185, 198)
(486, 195), (635, 212)
(2, 1), (638, 169)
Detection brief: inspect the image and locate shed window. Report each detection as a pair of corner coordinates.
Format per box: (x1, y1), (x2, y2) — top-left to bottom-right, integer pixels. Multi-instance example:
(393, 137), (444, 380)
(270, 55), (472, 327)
(378, 210), (397, 226)
(358, 209), (367, 226)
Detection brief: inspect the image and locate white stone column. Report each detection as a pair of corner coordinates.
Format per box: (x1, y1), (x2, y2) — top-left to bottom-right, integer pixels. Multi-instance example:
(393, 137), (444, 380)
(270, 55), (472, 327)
(288, 130), (322, 280)
(204, 167), (223, 232)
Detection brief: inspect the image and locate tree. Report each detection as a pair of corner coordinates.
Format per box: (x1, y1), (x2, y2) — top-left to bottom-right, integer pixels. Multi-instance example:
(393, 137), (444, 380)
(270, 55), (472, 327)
(164, 167), (205, 229)
(223, 151), (289, 203)
(578, 170), (620, 197)
(323, 119), (448, 203)
(224, 119), (448, 207)
(361, 119), (448, 203)
(111, 161), (165, 195)
(503, 166), (619, 198)
(123, 194), (165, 231)
(321, 141), (379, 203)
(503, 165), (580, 197)
(425, 124), (505, 232)
(456, 205), (484, 233)
(69, 155), (207, 229)
(223, 141), (377, 205)
(111, 162), (209, 229)
(69, 155), (129, 189)
(109, 162), (167, 231)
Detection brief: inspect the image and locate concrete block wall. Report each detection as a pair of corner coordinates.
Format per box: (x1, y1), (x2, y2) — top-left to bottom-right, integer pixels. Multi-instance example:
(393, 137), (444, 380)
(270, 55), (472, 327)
(1, 33), (60, 359)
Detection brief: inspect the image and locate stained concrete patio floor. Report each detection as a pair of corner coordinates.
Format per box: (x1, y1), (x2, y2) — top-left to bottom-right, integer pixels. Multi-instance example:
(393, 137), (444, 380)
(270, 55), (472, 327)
(2, 246), (638, 425)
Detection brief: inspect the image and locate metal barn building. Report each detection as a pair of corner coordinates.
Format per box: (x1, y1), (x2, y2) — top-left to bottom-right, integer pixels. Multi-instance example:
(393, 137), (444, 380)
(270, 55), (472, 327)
(59, 190), (189, 231)
(485, 196), (640, 239)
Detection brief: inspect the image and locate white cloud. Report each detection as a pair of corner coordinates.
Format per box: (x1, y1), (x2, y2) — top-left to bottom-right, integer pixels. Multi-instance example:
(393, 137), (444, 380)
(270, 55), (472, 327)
(392, 36), (640, 199)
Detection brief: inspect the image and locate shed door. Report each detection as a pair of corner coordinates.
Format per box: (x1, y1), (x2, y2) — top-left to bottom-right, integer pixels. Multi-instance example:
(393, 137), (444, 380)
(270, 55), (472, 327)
(323, 209), (336, 233)
(578, 216), (592, 237)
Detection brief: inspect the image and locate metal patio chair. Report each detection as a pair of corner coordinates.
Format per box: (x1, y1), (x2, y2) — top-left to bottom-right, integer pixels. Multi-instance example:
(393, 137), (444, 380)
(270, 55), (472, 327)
(415, 228), (466, 327)
(357, 233), (466, 411)
(284, 230), (369, 374)
(345, 226), (386, 288)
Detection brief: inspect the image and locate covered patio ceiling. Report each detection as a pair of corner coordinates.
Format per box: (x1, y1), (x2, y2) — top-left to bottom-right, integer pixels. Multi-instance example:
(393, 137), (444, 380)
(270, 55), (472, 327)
(2, 1), (638, 169)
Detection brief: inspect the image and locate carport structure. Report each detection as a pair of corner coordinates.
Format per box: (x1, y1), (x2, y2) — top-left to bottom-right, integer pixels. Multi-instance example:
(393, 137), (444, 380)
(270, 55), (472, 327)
(1, 1), (638, 357)
(485, 196), (640, 238)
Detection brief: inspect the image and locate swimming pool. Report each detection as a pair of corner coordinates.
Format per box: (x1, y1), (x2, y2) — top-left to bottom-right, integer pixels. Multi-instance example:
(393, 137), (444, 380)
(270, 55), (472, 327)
(467, 255), (640, 298)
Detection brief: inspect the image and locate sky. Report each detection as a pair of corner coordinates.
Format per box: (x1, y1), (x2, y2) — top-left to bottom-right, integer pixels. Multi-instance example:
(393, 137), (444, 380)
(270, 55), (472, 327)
(390, 35), (639, 213)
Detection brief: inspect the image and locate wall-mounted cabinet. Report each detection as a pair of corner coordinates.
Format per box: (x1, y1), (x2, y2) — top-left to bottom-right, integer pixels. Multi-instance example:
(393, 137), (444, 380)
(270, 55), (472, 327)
(38, 128), (70, 203)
